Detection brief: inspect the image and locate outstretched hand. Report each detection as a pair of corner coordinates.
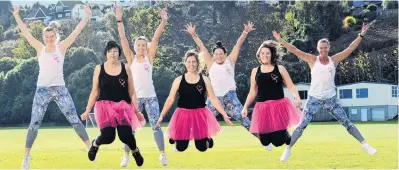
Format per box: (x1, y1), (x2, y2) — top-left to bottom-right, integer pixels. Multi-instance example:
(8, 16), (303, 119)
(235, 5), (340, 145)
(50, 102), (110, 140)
(184, 23), (196, 36)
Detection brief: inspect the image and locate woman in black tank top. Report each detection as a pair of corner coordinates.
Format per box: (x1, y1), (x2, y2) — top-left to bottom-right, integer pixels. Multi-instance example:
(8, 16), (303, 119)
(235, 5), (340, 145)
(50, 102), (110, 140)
(155, 50), (233, 153)
(241, 41), (303, 151)
(80, 41), (145, 166)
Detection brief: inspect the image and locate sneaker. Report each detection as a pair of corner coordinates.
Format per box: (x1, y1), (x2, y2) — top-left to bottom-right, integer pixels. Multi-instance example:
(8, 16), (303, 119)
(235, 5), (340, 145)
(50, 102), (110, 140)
(207, 138), (214, 149)
(362, 143), (377, 155)
(21, 154), (31, 170)
(132, 148), (144, 167)
(159, 153), (168, 166)
(120, 155), (130, 167)
(280, 148), (291, 162)
(265, 143), (273, 151)
(88, 140), (99, 162)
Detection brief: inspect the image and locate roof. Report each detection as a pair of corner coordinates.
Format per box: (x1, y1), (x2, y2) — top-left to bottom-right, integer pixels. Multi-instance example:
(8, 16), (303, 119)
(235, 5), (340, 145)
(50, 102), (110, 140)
(24, 7), (48, 20)
(337, 81), (397, 87)
(57, 1), (84, 10)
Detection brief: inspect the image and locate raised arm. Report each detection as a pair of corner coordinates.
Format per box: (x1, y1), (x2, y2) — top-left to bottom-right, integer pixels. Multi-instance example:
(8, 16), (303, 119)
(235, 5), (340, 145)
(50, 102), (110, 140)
(13, 5), (43, 54)
(184, 23), (213, 70)
(241, 68), (258, 118)
(147, 8), (168, 64)
(115, 6), (134, 65)
(331, 23), (370, 65)
(154, 76), (181, 127)
(229, 21), (255, 66)
(126, 65), (144, 121)
(203, 76), (234, 126)
(59, 4), (91, 54)
(278, 65), (301, 108)
(273, 31), (316, 64)
(81, 65), (101, 120)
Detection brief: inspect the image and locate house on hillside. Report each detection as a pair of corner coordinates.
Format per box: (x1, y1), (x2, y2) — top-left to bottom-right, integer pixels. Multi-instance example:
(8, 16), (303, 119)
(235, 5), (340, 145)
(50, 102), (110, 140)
(23, 7), (50, 24)
(48, 1), (85, 20)
(283, 82), (398, 122)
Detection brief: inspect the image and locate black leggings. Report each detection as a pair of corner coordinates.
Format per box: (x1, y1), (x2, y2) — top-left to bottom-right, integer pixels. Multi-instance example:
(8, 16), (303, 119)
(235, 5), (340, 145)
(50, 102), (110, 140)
(174, 138), (209, 152)
(95, 126), (137, 150)
(259, 129), (291, 147)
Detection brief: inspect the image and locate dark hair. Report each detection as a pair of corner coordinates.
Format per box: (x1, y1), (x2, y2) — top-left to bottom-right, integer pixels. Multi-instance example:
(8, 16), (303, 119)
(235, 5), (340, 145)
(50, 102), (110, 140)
(183, 49), (201, 72)
(212, 41), (227, 53)
(256, 40), (278, 65)
(103, 41), (122, 57)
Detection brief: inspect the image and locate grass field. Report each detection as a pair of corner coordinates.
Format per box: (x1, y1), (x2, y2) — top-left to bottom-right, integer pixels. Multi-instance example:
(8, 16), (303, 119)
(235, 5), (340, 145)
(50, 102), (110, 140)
(0, 121), (397, 169)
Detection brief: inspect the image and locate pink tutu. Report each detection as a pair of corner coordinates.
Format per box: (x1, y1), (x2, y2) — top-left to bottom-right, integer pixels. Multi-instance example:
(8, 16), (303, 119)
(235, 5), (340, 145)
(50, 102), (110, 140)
(167, 107), (221, 140)
(95, 100), (146, 130)
(250, 98), (303, 134)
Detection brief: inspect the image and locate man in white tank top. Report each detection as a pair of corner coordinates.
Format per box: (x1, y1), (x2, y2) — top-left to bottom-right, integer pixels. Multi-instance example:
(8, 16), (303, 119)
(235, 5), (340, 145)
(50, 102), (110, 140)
(13, 5), (92, 169)
(116, 6), (168, 167)
(183, 23), (267, 139)
(274, 23), (376, 162)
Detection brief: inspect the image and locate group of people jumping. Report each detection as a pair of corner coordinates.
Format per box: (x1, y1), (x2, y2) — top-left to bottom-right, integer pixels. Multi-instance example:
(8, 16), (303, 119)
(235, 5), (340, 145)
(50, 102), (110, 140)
(12, 4), (377, 170)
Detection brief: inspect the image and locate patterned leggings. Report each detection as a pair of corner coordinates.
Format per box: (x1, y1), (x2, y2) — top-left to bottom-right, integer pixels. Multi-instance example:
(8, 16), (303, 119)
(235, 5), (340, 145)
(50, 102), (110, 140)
(124, 97), (164, 152)
(26, 86), (89, 148)
(290, 95), (365, 147)
(206, 90), (257, 137)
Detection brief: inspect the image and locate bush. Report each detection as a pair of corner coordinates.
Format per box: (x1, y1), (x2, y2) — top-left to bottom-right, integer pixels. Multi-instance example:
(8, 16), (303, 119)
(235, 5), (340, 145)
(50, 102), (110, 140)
(343, 16), (357, 28)
(367, 4), (378, 11)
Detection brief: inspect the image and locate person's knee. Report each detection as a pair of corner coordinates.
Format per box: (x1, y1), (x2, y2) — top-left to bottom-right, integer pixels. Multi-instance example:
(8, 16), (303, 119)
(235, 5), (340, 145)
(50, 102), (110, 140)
(119, 133), (134, 144)
(195, 139), (208, 152)
(196, 144), (207, 152)
(271, 130), (290, 147)
(259, 134), (271, 146)
(176, 144), (188, 152)
(101, 135), (115, 144)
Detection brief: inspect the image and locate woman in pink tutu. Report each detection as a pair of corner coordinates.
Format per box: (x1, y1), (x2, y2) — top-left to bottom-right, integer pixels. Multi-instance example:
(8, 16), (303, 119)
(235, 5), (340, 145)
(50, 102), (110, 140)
(241, 40), (303, 149)
(155, 50), (234, 152)
(80, 41), (145, 166)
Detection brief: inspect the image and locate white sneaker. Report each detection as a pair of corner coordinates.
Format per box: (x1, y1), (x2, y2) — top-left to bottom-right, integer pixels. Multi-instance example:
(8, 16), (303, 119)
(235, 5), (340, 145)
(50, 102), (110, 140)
(21, 154), (31, 170)
(280, 148), (291, 162)
(159, 153), (168, 166)
(265, 143), (273, 151)
(120, 155), (130, 167)
(362, 143), (377, 155)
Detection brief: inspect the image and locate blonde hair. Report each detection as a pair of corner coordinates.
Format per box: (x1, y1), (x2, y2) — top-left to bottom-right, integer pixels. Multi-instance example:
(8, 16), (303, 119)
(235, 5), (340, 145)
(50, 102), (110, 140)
(317, 38), (330, 48)
(43, 21), (60, 43)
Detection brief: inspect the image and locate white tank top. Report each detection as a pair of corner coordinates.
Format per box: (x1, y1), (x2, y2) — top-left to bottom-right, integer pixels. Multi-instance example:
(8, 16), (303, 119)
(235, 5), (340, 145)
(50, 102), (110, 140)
(36, 45), (65, 86)
(208, 58), (236, 96)
(130, 56), (156, 98)
(309, 56), (336, 99)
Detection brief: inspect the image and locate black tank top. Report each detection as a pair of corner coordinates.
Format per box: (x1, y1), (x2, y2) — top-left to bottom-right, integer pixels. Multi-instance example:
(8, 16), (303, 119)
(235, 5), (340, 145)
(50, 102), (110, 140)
(255, 65), (284, 102)
(98, 63), (131, 103)
(177, 74), (207, 109)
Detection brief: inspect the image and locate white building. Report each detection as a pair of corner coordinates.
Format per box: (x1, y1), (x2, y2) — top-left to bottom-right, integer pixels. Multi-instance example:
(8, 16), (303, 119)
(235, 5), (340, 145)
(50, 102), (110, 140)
(283, 81), (398, 122)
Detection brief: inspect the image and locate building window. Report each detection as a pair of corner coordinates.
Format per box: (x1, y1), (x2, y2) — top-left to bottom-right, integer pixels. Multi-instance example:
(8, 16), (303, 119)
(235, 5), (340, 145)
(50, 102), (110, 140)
(392, 86), (398, 97)
(339, 89), (352, 99)
(58, 14), (62, 18)
(298, 90), (308, 100)
(56, 6), (63, 12)
(65, 12), (70, 17)
(356, 88), (368, 98)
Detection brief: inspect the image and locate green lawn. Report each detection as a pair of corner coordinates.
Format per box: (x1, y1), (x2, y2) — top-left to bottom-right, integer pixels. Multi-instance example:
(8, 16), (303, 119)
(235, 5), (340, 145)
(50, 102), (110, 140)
(0, 121), (397, 169)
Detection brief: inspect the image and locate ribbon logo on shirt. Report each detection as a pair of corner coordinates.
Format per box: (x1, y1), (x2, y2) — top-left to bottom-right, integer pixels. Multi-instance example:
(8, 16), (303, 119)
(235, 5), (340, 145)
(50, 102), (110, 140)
(196, 85), (203, 94)
(119, 78), (126, 87)
(328, 67), (333, 73)
(271, 74), (278, 83)
(144, 64), (150, 73)
(52, 54), (60, 63)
